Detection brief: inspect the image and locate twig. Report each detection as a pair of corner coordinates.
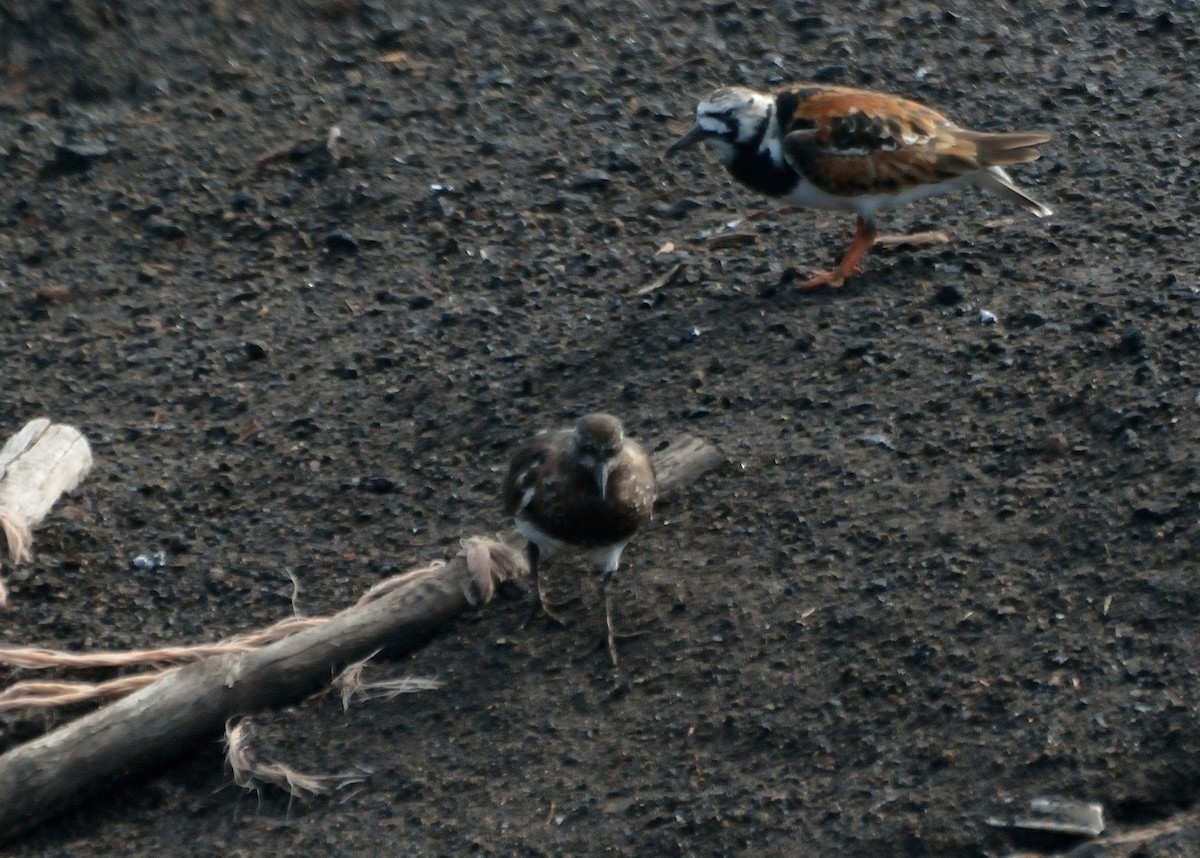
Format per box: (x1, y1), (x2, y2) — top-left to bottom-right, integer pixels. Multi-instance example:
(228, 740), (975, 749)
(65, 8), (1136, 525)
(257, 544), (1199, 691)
(633, 263), (685, 296)
(245, 125), (343, 175)
(705, 231), (758, 249)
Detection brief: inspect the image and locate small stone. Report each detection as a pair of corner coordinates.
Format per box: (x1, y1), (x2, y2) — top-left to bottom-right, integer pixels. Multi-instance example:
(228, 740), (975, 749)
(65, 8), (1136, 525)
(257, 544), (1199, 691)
(667, 198), (704, 219)
(934, 284), (963, 306)
(231, 188), (257, 212)
(813, 64), (847, 83)
(146, 217), (186, 239)
(1017, 309), (1048, 328)
(1040, 434), (1069, 458)
(131, 551), (167, 572)
(606, 145), (639, 173)
(986, 796), (1104, 838)
(359, 476), (396, 494)
(243, 341), (268, 361)
(324, 231), (359, 254)
(475, 70), (514, 87)
(859, 433), (895, 451)
(790, 14), (828, 33)
(39, 143), (110, 178)
(841, 341), (871, 360)
(572, 168), (612, 191)
(979, 310), (997, 325)
(1115, 326), (1144, 356)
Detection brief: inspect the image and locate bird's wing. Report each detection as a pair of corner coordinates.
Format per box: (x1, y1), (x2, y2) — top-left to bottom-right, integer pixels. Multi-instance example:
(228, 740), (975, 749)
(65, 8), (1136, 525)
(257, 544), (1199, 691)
(778, 85), (995, 197)
(501, 430), (562, 517)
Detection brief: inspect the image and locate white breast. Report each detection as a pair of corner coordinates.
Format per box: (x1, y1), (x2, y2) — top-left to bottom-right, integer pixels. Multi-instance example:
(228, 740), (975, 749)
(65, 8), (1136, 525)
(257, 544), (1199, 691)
(515, 518), (629, 574)
(515, 518), (566, 558)
(783, 173), (975, 218)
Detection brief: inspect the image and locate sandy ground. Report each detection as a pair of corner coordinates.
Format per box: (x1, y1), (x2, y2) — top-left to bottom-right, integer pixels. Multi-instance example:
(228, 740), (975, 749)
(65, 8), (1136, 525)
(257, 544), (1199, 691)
(2, 0), (1200, 855)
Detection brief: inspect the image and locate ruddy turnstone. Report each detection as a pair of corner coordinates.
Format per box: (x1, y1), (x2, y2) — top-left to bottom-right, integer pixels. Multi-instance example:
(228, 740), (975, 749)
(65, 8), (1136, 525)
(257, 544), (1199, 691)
(502, 413), (657, 667)
(667, 84), (1053, 289)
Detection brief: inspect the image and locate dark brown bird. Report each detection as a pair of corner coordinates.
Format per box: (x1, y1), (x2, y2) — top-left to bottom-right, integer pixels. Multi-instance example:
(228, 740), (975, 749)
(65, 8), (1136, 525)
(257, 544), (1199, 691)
(502, 413), (656, 667)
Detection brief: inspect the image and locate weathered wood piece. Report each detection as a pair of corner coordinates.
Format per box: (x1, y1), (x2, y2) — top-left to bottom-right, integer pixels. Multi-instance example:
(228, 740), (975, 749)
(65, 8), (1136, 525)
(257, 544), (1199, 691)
(0, 419), (93, 607)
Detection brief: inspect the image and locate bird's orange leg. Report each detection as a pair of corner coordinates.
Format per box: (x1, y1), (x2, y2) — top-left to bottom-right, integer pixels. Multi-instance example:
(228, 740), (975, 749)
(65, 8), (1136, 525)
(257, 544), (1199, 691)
(800, 216), (878, 290)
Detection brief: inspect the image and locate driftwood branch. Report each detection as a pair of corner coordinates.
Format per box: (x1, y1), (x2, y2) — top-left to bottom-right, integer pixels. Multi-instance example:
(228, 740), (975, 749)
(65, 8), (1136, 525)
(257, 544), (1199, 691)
(0, 539), (523, 844)
(0, 433), (721, 844)
(0, 418), (94, 607)
(650, 435), (725, 496)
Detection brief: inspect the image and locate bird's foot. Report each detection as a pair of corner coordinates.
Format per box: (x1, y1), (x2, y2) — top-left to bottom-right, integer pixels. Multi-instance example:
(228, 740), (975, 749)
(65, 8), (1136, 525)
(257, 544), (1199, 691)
(520, 593), (578, 629)
(798, 269), (849, 291)
(572, 628), (649, 668)
(798, 215), (875, 291)
(874, 230), (951, 249)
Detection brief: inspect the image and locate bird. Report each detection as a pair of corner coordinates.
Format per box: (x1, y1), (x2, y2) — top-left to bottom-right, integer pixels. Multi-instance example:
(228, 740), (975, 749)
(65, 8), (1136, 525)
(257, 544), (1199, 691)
(666, 83), (1054, 290)
(502, 413), (657, 668)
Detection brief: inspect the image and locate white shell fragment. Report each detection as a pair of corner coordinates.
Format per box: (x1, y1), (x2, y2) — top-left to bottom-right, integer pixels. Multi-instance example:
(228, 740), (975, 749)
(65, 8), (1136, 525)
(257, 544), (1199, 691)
(986, 796), (1105, 837)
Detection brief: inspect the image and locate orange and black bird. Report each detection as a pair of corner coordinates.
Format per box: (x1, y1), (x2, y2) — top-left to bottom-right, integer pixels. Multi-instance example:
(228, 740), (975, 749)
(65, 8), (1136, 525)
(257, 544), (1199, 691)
(667, 83), (1053, 290)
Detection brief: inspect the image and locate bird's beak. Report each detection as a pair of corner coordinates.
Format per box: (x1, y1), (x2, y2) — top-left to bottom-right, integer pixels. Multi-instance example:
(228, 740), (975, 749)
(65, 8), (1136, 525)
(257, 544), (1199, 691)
(593, 460), (611, 500)
(666, 125), (711, 156)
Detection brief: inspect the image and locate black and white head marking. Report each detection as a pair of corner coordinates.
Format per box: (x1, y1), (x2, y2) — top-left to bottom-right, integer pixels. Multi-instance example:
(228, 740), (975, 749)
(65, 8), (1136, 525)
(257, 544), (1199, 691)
(693, 86), (778, 164)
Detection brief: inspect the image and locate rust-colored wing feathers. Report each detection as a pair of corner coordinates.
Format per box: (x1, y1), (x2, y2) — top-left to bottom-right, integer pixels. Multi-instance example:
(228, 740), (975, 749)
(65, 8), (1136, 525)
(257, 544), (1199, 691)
(779, 85), (1052, 197)
(787, 86), (949, 133)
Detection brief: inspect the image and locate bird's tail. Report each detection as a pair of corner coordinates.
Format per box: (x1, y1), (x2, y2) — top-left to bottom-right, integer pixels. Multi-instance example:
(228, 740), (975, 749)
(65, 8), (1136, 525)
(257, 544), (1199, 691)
(972, 166), (1053, 218)
(962, 130), (1054, 167)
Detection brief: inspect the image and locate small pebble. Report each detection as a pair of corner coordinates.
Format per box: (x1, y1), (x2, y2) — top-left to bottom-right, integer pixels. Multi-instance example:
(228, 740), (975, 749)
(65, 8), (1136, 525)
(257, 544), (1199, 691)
(131, 551), (167, 572)
(1115, 326), (1144, 356)
(572, 168), (613, 191)
(324, 231), (359, 254)
(934, 284), (963, 306)
(39, 143), (111, 178)
(146, 217), (186, 239)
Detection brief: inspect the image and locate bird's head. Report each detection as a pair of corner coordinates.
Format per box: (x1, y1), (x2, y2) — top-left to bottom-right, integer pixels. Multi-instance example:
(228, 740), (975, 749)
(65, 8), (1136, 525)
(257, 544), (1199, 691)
(572, 413), (625, 500)
(666, 86), (774, 164)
